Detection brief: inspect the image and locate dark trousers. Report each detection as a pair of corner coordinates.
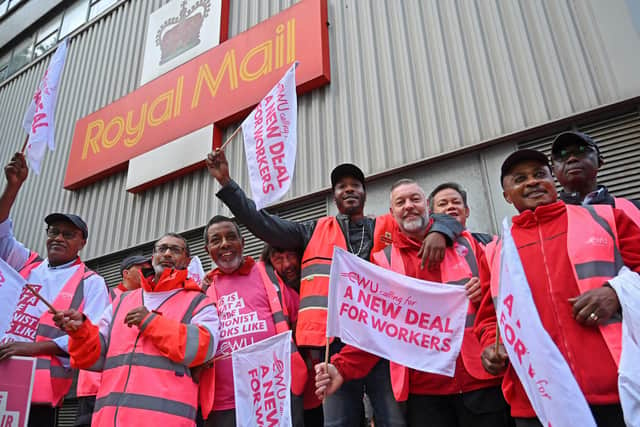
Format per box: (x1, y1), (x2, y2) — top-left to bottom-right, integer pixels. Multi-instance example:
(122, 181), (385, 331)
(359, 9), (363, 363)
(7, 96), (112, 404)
(514, 403), (625, 427)
(407, 387), (510, 427)
(74, 395), (96, 427)
(304, 405), (324, 427)
(28, 404), (57, 427)
(205, 409), (235, 427)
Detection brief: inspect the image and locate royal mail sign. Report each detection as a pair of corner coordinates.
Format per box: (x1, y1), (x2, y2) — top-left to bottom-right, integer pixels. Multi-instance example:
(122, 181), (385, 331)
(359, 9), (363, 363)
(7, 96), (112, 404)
(64, 0), (330, 191)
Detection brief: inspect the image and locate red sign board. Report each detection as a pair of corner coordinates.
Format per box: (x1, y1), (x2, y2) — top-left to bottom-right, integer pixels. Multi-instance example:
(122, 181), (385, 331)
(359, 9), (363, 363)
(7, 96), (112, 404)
(64, 0), (330, 190)
(0, 357), (36, 427)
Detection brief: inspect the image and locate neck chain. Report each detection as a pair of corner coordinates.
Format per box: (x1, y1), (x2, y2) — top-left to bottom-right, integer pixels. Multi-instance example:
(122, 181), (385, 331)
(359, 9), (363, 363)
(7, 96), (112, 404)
(348, 223), (366, 257)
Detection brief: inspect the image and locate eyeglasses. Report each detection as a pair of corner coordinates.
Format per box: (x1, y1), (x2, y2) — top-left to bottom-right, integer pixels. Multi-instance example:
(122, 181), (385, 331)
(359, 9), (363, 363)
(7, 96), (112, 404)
(46, 228), (79, 239)
(552, 145), (594, 161)
(153, 245), (185, 255)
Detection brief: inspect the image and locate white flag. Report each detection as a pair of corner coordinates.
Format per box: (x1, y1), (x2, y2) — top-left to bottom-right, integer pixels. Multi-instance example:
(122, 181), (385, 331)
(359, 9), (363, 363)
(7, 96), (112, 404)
(327, 247), (468, 376)
(0, 258), (28, 343)
(21, 39), (68, 174)
(497, 218), (596, 426)
(241, 63), (297, 210)
(187, 256), (206, 286)
(608, 266), (640, 427)
(232, 331), (292, 427)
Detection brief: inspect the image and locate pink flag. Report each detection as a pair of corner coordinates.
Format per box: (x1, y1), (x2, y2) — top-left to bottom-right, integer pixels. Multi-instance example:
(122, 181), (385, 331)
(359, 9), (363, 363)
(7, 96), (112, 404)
(241, 63), (298, 210)
(22, 39), (68, 174)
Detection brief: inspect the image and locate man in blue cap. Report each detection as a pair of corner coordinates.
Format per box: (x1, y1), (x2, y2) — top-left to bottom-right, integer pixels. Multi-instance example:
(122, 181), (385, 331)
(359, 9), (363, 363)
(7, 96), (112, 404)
(0, 153), (109, 427)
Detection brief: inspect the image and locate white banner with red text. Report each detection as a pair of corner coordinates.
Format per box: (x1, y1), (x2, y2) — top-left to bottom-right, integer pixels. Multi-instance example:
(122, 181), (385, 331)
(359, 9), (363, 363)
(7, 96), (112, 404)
(609, 266), (640, 427)
(21, 39), (68, 174)
(187, 255), (206, 287)
(241, 62), (298, 210)
(0, 258), (28, 344)
(497, 218), (596, 426)
(326, 247), (468, 376)
(232, 330), (292, 427)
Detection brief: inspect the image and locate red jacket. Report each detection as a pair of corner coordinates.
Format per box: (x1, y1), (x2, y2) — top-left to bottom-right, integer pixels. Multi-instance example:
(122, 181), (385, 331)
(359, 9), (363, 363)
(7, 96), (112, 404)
(474, 201), (640, 417)
(333, 229), (500, 396)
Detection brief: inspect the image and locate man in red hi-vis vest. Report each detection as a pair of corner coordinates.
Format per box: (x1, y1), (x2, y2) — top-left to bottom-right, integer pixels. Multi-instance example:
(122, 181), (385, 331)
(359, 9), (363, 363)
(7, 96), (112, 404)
(476, 149), (640, 426)
(197, 215), (307, 427)
(0, 152), (109, 427)
(206, 148), (463, 427)
(551, 131), (640, 226)
(74, 255), (152, 427)
(54, 233), (219, 427)
(315, 179), (509, 427)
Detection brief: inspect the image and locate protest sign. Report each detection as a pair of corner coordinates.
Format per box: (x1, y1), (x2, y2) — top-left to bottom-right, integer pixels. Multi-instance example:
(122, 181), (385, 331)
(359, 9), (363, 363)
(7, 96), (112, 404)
(326, 247), (468, 376)
(241, 63), (297, 210)
(232, 331), (292, 427)
(0, 259), (28, 344)
(187, 255), (206, 286)
(0, 356), (36, 427)
(22, 39), (68, 174)
(496, 218), (596, 426)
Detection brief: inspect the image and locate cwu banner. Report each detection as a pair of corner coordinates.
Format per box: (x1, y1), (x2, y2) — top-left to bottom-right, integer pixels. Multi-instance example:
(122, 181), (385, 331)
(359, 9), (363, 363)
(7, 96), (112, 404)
(496, 218), (596, 426)
(241, 62), (298, 210)
(232, 330), (292, 427)
(21, 39), (68, 174)
(0, 258), (28, 343)
(326, 247), (468, 376)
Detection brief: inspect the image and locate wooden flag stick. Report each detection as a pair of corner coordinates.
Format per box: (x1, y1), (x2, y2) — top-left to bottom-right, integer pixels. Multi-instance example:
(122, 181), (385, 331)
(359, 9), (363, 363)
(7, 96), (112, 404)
(494, 322), (501, 353)
(322, 337), (331, 401)
(219, 125), (242, 151)
(20, 135), (29, 154)
(25, 284), (59, 314)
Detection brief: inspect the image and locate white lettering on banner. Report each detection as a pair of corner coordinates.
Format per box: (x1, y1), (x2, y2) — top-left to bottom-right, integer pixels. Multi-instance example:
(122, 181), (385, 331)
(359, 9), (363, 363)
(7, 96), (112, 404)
(0, 259), (29, 345)
(216, 291), (267, 355)
(327, 247), (468, 376)
(0, 391), (20, 427)
(22, 39), (68, 174)
(241, 63), (298, 210)
(233, 331), (292, 427)
(496, 218), (596, 427)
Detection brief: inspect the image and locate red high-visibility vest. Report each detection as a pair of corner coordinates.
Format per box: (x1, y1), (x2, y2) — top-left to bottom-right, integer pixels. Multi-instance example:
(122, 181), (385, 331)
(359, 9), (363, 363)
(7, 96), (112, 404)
(198, 261), (307, 419)
(19, 252), (95, 407)
(486, 204), (623, 367)
(372, 231), (495, 401)
(614, 197), (640, 227)
(92, 288), (210, 426)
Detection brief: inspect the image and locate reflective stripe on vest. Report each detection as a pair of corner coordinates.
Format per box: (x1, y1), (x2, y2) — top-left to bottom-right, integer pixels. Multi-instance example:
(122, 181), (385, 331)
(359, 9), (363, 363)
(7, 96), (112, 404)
(614, 197), (640, 227)
(93, 288), (205, 426)
(372, 231), (495, 402)
(19, 255), (94, 406)
(488, 205), (623, 367)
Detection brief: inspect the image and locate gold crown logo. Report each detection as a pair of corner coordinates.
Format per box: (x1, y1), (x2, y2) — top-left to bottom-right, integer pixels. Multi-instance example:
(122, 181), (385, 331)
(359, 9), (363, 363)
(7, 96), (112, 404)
(155, 0), (211, 65)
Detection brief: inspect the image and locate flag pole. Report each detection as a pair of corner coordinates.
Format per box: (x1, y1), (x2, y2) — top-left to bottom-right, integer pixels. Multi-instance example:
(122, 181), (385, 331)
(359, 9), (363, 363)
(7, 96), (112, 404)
(494, 322), (500, 353)
(322, 337), (330, 401)
(20, 135), (29, 154)
(25, 284), (59, 314)
(219, 125), (242, 151)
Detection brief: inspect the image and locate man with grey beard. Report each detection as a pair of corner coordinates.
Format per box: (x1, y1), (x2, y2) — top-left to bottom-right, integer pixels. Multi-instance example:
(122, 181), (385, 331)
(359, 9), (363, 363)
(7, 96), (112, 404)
(317, 179), (508, 427)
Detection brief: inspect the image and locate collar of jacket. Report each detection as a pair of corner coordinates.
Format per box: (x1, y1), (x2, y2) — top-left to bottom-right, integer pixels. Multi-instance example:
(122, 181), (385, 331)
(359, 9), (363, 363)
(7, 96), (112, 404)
(559, 185), (614, 206)
(141, 267), (201, 292)
(512, 200), (567, 228)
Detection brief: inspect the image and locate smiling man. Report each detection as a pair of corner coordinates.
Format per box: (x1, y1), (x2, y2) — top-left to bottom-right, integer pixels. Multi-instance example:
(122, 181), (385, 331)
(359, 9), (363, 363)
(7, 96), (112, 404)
(0, 153), (109, 427)
(551, 131), (640, 225)
(475, 149), (640, 426)
(197, 215), (306, 427)
(206, 149), (462, 427)
(54, 233), (219, 427)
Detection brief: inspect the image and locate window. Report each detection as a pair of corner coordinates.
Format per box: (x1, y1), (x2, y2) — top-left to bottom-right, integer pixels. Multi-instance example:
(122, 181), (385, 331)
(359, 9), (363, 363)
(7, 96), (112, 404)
(60, 0), (89, 38)
(6, 36), (34, 76)
(0, 50), (10, 81)
(34, 13), (61, 58)
(0, 1), (8, 18)
(89, 0), (117, 20)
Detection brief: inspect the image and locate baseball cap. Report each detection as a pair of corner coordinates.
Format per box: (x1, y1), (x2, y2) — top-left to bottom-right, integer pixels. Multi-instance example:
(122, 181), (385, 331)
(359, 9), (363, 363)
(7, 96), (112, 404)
(330, 163), (365, 189)
(44, 213), (88, 239)
(551, 131), (600, 157)
(500, 149), (551, 187)
(120, 255), (150, 273)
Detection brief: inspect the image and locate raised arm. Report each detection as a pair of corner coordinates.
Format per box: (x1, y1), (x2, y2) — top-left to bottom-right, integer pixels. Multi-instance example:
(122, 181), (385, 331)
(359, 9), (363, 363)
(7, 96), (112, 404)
(206, 149), (314, 250)
(0, 153), (31, 268)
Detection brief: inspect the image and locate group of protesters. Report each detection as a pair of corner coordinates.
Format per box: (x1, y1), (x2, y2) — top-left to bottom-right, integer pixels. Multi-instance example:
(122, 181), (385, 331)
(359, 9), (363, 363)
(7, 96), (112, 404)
(1, 129), (639, 427)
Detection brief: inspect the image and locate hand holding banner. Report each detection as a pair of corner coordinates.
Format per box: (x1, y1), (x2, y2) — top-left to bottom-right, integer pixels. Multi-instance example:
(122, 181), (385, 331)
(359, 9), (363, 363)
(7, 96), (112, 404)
(21, 39), (68, 174)
(497, 218), (596, 426)
(232, 331), (292, 427)
(326, 247), (468, 376)
(241, 63), (298, 210)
